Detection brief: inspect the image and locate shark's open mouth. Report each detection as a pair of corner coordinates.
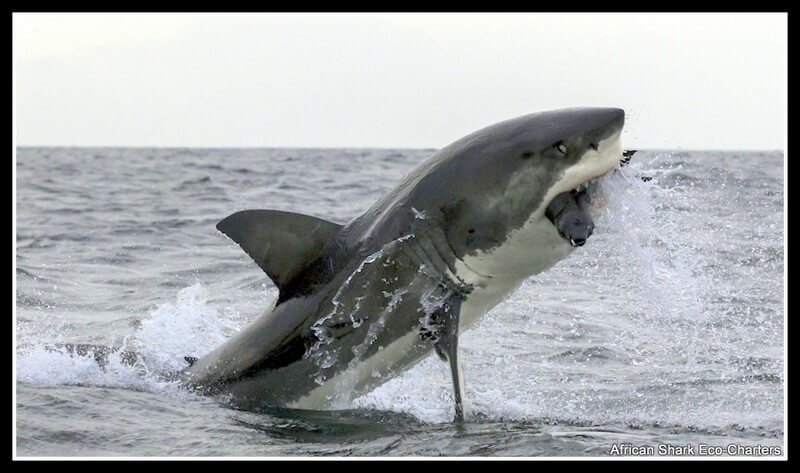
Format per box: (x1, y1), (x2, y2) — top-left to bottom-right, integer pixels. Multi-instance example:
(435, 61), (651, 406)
(572, 175), (602, 194)
(545, 150), (635, 247)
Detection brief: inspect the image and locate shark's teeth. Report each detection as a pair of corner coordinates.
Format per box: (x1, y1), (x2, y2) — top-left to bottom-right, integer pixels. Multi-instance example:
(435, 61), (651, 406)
(571, 176), (602, 194)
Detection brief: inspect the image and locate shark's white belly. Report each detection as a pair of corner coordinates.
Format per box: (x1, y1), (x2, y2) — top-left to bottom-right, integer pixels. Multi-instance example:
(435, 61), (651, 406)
(455, 217), (575, 333)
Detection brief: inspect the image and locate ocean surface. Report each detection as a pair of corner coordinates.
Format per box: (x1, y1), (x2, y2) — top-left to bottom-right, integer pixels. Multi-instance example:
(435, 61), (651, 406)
(15, 147), (785, 457)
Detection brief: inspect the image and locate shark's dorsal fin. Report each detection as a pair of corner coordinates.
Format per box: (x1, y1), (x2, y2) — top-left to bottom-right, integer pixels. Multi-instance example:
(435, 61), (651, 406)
(216, 210), (342, 299)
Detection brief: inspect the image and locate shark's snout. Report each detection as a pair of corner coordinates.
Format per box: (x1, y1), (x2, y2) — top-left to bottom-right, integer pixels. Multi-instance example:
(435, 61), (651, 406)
(591, 108), (625, 140)
(568, 107), (625, 146)
(606, 108), (625, 131)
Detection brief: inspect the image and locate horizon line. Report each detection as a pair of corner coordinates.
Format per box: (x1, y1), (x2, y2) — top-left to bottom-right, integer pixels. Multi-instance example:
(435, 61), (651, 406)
(14, 145), (785, 153)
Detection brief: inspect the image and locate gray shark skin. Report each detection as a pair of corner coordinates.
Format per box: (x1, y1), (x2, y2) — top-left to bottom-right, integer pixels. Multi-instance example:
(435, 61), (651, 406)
(183, 108), (626, 421)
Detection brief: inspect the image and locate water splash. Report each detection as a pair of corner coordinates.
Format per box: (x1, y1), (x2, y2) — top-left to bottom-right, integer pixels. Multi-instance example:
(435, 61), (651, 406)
(134, 283), (241, 373)
(16, 283), (243, 396)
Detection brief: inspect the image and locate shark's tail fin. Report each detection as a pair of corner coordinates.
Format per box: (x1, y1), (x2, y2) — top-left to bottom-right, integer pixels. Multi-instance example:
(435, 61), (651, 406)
(216, 210), (342, 303)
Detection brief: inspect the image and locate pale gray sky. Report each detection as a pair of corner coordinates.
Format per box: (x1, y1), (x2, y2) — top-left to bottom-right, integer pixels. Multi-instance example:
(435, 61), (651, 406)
(13, 13), (787, 150)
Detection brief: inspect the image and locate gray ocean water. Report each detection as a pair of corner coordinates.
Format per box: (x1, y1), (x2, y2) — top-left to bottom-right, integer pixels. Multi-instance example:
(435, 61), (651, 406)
(15, 147), (784, 457)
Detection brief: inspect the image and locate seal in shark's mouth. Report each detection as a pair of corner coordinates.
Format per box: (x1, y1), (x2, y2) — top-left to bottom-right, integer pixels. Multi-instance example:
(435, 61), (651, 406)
(545, 149), (635, 247)
(545, 188), (594, 247)
(545, 174), (606, 247)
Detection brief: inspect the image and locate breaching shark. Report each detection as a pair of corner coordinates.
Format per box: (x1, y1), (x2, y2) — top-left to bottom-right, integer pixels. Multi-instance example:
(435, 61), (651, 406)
(183, 107), (628, 421)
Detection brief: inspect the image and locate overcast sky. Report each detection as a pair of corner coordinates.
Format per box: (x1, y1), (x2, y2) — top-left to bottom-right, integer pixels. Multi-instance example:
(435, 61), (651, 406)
(14, 13), (786, 150)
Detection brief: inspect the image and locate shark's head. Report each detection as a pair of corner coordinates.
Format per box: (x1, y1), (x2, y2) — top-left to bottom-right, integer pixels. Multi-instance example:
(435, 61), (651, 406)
(417, 107), (626, 279)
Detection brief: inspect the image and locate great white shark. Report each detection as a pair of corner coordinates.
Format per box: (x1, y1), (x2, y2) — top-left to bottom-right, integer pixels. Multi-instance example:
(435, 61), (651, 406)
(183, 107), (628, 421)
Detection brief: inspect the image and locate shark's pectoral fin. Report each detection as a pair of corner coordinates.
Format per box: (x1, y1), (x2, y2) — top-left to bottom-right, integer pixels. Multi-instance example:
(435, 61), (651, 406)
(429, 294), (466, 423)
(216, 210), (342, 302)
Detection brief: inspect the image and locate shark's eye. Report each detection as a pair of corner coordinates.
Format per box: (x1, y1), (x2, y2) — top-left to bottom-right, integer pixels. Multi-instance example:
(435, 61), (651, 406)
(556, 143), (567, 155)
(589, 142), (599, 151)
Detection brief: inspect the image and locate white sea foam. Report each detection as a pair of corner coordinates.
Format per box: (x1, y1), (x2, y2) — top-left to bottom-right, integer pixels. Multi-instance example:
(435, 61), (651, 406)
(134, 282), (242, 373)
(17, 283), (244, 397)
